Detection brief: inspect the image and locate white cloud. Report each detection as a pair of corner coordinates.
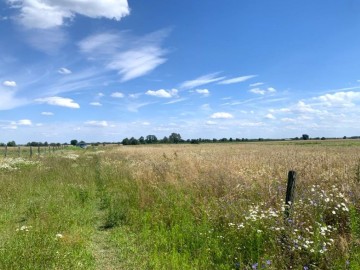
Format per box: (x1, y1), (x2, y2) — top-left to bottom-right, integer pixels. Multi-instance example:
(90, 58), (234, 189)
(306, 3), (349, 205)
(84, 120), (108, 127)
(218, 75), (256, 85)
(0, 90), (26, 110)
(195, 89), (210, 96)
(90, 102), (102, 106)
(164, 98), (187, 104)
(58, 67), (72, 74)
(146, 89), (178, 98)
(3, 81), (17, 87)
(210, 112), (234, 119)
(111, 92), (125, 98)
(314, 91), (360, 107)
(9, 0), (130, 29)
(180, 73), (225, 89)
(250, 87), (276, 95)
(25, 28), (68, 53)
(97, 92), (105, 97)
(41, 112), (54, 116)
(35, 96), (80, 108)
(17, 119), (32, 126)
(129, 93), (141, 99)
(250, 88), (266, 95)
(79, 30), (169, 82)
(265, 113), (276, 120)
(249, 82), (264, 87)
(205, 120), (217, 125)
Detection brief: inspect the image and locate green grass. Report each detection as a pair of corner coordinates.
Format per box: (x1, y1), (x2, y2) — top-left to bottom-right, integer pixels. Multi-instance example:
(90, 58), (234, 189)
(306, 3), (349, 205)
(0, 142), (359, 269)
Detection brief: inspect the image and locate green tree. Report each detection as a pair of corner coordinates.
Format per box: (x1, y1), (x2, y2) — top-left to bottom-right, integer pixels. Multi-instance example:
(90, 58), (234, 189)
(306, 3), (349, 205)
(302, 134), (309, 140)
(139, 136), (145, 144)
(169, 133), (182, 144)
(70, 139), (78, 146)
(7, 141), (16, 147)
(129, 137), (139, 145)
(122, 138), (130, 145)
(145, 135), (158, 144)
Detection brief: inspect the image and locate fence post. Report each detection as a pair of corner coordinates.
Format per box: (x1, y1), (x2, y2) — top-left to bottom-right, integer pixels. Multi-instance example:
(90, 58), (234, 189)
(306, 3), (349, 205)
(30, 146), (33, 158)
(38, 146), (40, 156)
(18, 146), (21, 157)
(4, 146), (7, 157)
(284, 171), (296, 219)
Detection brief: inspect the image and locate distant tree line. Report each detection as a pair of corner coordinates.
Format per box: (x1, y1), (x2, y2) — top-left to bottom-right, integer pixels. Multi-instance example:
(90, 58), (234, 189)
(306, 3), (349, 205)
(2, 134), (360, 148)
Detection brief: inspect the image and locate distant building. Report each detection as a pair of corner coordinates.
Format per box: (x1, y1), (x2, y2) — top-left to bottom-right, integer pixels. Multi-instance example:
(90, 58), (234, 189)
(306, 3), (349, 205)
(76, 142), (88, 149)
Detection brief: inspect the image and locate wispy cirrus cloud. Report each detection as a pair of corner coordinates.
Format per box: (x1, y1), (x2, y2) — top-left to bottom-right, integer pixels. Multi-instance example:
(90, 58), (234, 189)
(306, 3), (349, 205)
(164, 98), (187, 104)
(8, 0), (130, 29)
(84, 120), (108, 127)
(250, 87), (276, 95)
(58, 67), (72, 75)
(0, 89), (27, 110)
(195, 89), (210, 96)
(249, 82), (264, 87)
(89, 102), (102, 106)
(210, 112), (234, 119)
(180, 73), (225, 89)
(79, 29), (170, 82)
(35, 96), (80, 108)
(41, 112), (54, 116)
(218, 75), (256, 85)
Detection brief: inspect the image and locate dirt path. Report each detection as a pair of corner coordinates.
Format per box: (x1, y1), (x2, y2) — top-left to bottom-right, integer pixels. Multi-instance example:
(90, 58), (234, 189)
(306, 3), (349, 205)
(91, 209), (122, 270)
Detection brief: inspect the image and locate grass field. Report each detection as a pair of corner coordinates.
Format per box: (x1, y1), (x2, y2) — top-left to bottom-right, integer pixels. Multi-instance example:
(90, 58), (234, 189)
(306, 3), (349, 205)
(0, 141), (359, 269)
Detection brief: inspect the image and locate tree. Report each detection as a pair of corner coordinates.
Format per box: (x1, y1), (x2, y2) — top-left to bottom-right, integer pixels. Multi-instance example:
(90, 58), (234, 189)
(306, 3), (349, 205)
(70, 139), (78, 146)
(139, 136), (145, 144)
(169, 133), (181, 144)
(122, 138), (130, 145)
(7, 141), (16, 147)
(162, 136), (169, 143)
(302, 134), (309, 140)
(129, 137), (139, 145)
(145, 135), (158, 144)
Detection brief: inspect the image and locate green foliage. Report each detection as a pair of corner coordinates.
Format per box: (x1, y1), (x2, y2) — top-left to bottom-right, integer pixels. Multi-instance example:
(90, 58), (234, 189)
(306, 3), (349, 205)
(7, 140), (16, 147)
(70, 139), (78, 146)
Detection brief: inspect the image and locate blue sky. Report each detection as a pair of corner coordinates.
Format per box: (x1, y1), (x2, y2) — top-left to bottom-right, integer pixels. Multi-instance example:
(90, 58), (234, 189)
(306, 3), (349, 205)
(1, 0), (360, 143)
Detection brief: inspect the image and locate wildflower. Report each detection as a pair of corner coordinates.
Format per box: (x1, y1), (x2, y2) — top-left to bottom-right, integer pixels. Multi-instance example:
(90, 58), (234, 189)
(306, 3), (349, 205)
(16, 225), (32, 232)
(55, 233), (64, 239)
(252, 262), (258, 269)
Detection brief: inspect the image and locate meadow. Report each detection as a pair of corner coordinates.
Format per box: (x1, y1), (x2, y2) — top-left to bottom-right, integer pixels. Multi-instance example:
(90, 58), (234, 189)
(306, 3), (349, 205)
(0, 141), (359, 269)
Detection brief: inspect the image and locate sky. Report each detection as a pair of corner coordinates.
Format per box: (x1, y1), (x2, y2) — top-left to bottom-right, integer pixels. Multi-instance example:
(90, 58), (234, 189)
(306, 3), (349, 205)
(1, 0), (360, 144)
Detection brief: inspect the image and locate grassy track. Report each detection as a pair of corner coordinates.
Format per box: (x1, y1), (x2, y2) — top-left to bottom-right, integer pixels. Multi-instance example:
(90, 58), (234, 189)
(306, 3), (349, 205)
(0, 142), (359, 269)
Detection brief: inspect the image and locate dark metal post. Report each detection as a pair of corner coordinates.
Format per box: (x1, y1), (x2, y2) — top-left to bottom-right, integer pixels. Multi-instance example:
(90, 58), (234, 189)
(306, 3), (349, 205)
(5, 145), (7, 157)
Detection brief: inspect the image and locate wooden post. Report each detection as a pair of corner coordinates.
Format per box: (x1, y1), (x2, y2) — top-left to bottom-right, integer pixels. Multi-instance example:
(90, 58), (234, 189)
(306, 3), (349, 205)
(284, 171), (296, 219)
(38, 146), (40, 156)
(18, 146), (21, 157)
(30, 146), (33, 158)
(4, 145), (7, 158)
